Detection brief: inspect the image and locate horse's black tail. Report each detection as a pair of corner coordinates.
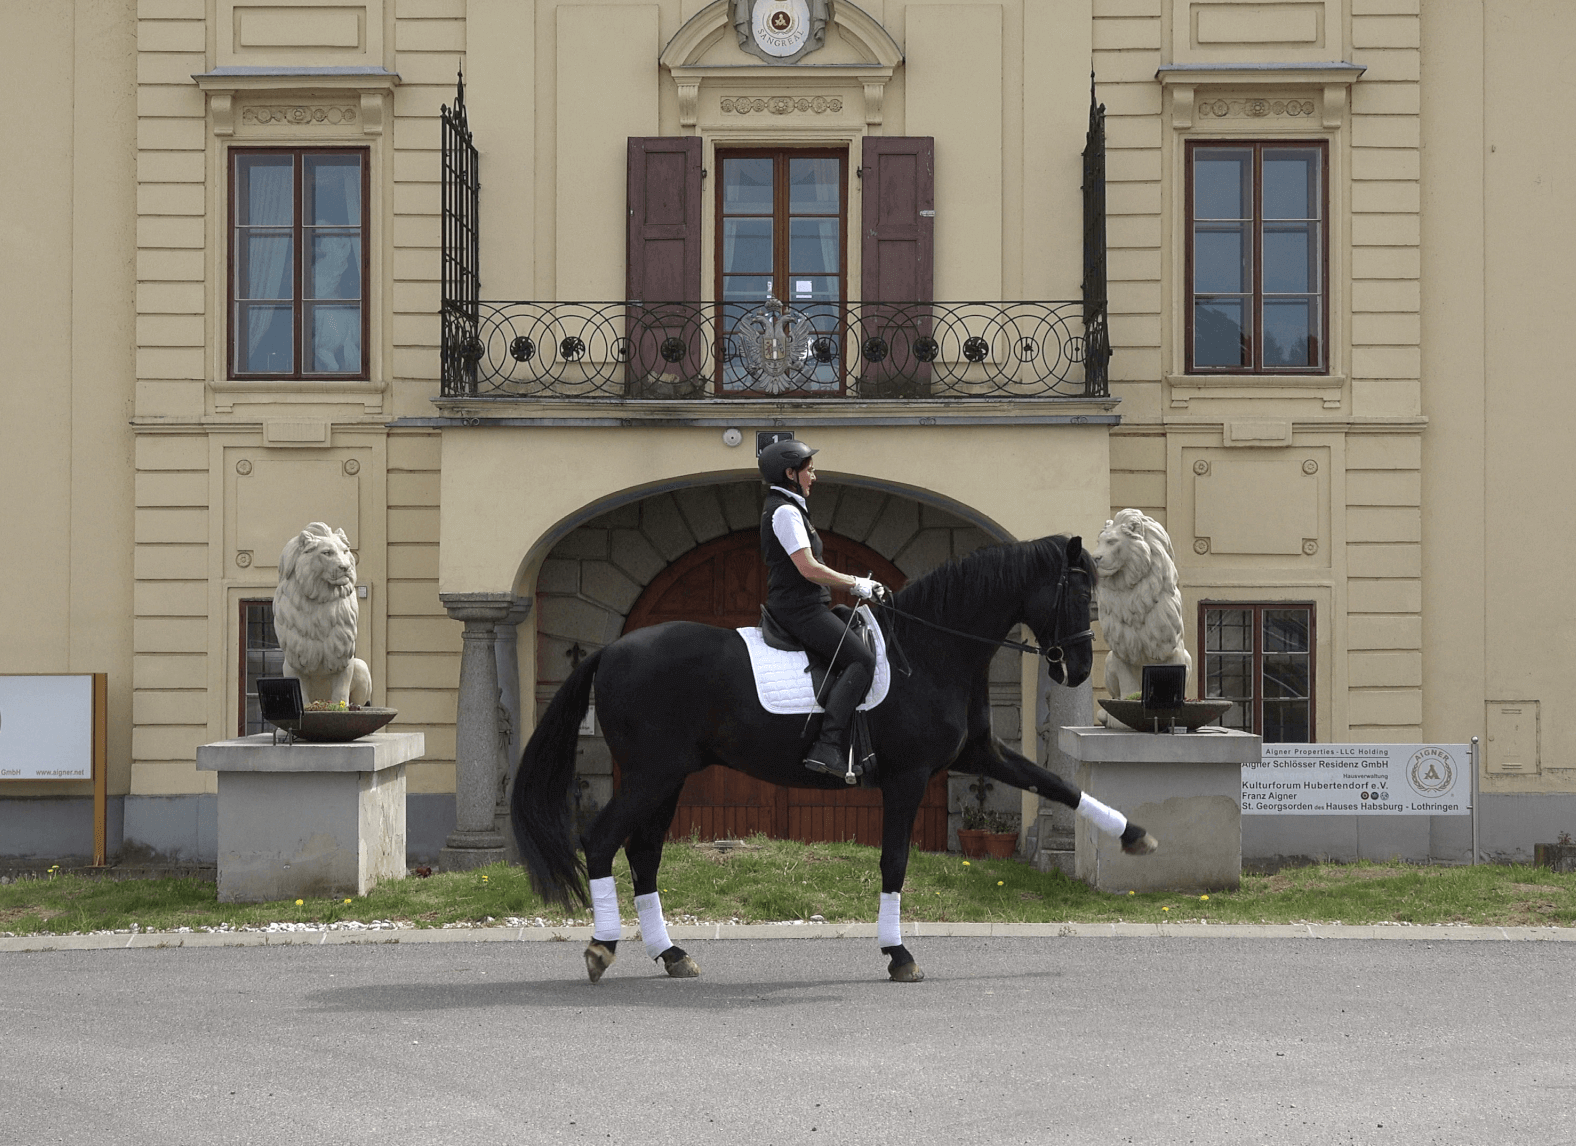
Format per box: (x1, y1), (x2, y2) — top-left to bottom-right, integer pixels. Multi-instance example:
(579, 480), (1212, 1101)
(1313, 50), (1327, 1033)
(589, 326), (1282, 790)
(511, 648), (603, 910)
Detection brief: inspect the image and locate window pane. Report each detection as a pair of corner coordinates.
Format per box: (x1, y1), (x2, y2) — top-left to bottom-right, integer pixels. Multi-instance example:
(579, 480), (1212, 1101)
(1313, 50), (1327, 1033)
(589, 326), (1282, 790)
(1207, 654), (1253, 700)
(237, 155), (294, 226)
(789, 157), (840, 214)
(786, 275), (839, 303)
(1263, 149), (1319, 220)
(1263, 656), (1310, 699)
(723, 158), (773, 213)
(722, 275), (773, 302)
(1263, 609), (1310, 653)
(243, 602), (286, 736)
(723, 218), (773, 273)
(1193, 150), (1251, 219)
(1195, 225), (1250, 293)
(1263, 224), (1316, 294)
(236, 303), (293, 373)
(789, 217), (840, 275)
(1194, 300), (1246, 367)
(305, 154), (361, 226)
(1262, 300), (1317, 368)
(305, 303), (361, 373)
(310, 233), (361, 300)
(236, 232), (293, 300)
(1206, 609), (1252, 651)
(1263, 700), (1309, 743)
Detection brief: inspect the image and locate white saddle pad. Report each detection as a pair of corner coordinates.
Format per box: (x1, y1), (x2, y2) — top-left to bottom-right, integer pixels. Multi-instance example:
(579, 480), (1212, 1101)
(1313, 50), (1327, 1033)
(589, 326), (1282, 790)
(736, 604), (892, 716)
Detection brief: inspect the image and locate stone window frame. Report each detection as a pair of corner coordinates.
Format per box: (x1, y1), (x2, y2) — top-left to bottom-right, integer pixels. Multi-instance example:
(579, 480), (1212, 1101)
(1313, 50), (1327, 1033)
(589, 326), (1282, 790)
(195, 68), (397, 412)
(1160, 63), (1363, 408)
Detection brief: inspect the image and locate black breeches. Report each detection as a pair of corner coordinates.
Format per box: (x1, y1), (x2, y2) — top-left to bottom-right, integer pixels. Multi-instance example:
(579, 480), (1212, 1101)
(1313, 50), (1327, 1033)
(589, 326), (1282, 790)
(770, 601), (878, 677)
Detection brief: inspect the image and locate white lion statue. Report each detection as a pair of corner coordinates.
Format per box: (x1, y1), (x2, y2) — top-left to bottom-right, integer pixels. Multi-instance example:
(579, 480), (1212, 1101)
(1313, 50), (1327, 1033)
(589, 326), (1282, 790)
(273, 522), (372, 707)
(1091, 509), (1190, 726)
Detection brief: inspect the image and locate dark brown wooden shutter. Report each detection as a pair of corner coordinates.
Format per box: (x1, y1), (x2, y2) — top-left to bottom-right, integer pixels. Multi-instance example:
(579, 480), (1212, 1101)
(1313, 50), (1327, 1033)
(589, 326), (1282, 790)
(860, 137), (934, 302)
(626, 136), (702, 302)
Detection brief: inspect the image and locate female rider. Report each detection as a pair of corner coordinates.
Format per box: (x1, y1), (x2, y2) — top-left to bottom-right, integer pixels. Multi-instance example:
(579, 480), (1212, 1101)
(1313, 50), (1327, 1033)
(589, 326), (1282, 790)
(757, 439), (888, 776)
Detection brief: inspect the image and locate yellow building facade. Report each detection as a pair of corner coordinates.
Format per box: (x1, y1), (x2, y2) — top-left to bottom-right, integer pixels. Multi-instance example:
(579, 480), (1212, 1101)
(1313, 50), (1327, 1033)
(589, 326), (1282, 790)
(1, 0), (1570, 867)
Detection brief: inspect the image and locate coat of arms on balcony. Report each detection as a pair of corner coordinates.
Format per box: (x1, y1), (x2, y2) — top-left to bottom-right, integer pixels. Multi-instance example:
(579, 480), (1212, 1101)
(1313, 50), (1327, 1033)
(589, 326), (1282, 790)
(736, 291), (813, 393)
(732, 0), (831, 64)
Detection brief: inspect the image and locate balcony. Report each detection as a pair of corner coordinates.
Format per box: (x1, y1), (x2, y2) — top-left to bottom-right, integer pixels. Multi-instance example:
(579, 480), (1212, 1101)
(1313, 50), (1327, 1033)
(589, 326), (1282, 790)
(439, 298), (1108, 400)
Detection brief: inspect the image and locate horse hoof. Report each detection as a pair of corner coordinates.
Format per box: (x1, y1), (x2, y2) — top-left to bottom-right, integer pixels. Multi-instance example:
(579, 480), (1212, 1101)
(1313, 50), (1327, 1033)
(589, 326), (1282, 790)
(664, 955), (701, 978)
(888, 961), (924, 983)
(1122, 832), (1159, 856)
(584, 941), (616, 983)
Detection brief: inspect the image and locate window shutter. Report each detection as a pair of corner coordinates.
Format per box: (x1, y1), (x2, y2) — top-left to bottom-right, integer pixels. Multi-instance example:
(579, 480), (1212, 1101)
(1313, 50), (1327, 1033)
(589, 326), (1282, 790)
(626, 136), (702, 302)
(860, 137), (934, 302)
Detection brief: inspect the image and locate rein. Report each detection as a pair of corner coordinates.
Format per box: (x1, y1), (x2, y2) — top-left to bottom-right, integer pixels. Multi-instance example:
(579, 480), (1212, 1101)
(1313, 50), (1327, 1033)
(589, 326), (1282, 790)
(874, 562), (1093, 666)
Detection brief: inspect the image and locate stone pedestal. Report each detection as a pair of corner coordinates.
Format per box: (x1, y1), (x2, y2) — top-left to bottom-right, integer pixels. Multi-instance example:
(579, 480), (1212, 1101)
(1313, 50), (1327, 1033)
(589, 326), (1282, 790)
(1058, 726), (1260, 893)
(439, 594), (515, 872)
(196, 732), (426, 903)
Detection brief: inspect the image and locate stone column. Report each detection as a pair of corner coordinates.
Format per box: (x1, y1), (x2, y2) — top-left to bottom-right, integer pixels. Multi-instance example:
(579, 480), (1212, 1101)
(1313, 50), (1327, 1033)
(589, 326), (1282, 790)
(438, 593), (515, 872)
(493, 597), (533, 864)
(1034, 657), (1092, 875)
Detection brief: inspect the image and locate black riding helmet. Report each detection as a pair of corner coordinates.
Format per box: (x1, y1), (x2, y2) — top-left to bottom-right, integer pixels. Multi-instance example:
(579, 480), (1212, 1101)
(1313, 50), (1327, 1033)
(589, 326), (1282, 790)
(758, 439), (817, 489)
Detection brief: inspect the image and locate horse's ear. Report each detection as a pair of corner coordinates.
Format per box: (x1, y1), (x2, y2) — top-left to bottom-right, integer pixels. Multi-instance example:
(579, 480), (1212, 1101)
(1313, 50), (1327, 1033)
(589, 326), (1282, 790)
(1066, 535), (1084, 563)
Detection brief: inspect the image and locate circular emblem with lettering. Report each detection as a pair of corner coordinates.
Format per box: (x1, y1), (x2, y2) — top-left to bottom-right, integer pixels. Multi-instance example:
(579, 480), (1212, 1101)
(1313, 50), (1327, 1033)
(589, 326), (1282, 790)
(752, 0), (811, 58)
(1406, 746), (1455, 797)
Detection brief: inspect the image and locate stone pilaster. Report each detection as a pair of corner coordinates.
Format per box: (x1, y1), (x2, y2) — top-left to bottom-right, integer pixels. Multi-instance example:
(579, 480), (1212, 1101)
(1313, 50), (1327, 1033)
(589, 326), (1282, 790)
(438, 593), (515, 872)
(1035, 658), (1091, 875)
(492, 598), (533, 864)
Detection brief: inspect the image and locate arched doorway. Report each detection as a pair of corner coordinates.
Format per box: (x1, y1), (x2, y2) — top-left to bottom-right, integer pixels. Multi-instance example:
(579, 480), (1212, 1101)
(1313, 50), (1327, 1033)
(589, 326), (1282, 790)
(623, 529), (949, 848)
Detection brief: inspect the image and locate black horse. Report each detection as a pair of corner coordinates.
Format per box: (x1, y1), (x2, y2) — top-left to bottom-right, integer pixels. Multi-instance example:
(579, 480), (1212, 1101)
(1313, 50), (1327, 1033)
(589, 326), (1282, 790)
(511, 534), (1157, 983)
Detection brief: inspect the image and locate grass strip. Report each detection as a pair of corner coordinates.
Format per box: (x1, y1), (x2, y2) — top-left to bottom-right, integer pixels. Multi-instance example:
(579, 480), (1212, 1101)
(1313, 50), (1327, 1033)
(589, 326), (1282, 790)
(3, 837), (1575, 936)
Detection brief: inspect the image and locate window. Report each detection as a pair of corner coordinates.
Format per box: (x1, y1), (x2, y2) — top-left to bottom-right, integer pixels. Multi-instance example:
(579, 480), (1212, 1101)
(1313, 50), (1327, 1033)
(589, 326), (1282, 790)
(1200, 602), (1315, 743)
(1186, 141), (1326, 373)
(238, 600), (285, 736)
(716, 148), (846, 391)
(230, 149), (369, 379)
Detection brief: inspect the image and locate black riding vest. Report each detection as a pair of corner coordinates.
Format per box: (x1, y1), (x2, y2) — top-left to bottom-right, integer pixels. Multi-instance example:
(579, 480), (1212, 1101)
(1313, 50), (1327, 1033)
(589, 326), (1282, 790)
(761, 486), (831, 611)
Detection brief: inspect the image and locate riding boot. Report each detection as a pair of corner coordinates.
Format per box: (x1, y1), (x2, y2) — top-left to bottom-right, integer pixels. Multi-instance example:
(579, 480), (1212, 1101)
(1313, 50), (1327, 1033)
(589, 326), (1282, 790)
(804, 661), (872, 778)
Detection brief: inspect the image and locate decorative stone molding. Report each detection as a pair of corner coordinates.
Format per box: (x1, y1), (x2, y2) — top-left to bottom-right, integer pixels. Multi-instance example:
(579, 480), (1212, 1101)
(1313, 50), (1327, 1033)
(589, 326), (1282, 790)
(194, 67), (399, 139)
(720, 94), (844, 115)
(663, 1), (900, 133)
(1157, 62), (1364, 131)
(242, 104), (359, 127)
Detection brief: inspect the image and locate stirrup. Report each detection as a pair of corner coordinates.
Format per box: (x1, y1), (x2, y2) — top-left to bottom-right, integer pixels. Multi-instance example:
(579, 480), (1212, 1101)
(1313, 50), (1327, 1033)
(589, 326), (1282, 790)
(804, 742), (861, 784)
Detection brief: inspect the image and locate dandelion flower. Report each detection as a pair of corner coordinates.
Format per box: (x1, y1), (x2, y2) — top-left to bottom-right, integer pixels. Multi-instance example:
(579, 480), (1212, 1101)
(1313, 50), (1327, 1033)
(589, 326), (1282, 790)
(344, 898), (352, 904)
(997, 881), (1004, 887)
(1200, 895), (1209, 901)
(962, 861), (970, 867)
(1162, 906), (1170, 912)
(1128, 890), (1135, 896)
(295, 899), (304, 906)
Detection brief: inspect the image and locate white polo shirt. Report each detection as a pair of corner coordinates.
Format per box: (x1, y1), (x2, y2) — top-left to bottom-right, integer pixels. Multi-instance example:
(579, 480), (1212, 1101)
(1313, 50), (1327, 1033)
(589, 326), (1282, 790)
(769, 485), (814, 556)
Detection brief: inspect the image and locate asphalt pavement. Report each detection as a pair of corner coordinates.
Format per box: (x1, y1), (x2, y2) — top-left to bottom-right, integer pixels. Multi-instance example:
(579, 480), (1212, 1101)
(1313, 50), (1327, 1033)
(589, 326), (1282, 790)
(3, 935), (1573, 1145)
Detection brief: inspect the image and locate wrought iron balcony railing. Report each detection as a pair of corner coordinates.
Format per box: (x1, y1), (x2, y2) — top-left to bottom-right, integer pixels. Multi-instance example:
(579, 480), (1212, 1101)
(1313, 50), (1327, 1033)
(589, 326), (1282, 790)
(440, 298), (1109, 400)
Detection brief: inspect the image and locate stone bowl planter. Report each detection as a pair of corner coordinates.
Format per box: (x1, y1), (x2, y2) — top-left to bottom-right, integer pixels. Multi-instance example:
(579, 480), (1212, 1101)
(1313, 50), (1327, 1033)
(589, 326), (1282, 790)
(1098, 698), (1233, 733)
(270, 707), (399, 743)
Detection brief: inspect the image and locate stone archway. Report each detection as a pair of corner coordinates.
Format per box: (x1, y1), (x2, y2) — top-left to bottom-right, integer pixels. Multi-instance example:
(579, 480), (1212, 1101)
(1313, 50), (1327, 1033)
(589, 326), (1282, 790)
(533, 480), (1027, 847)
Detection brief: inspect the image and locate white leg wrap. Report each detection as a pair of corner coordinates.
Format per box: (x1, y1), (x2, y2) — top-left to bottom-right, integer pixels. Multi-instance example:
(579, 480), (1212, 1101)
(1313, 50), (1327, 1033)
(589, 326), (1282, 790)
(877, 891), (902, 948)
(590, 876), (621, 942)
(1078, 792), (1128, 837)
(635, 892), (673, 960)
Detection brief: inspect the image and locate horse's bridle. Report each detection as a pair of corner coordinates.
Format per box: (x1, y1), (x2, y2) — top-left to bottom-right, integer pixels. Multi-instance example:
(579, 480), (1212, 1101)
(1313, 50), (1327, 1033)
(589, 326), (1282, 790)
(875, 560), (1094, 666)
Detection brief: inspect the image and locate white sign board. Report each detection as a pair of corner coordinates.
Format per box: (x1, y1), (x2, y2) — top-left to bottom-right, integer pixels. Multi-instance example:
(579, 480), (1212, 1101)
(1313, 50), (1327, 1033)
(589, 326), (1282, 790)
(0, 675), (94, 780)
(1243, 744), (1472, 816)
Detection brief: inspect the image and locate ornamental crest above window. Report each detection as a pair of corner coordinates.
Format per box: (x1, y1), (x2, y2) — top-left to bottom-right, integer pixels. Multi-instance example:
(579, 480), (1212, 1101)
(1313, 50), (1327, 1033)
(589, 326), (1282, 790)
(732, 0), (832, 65)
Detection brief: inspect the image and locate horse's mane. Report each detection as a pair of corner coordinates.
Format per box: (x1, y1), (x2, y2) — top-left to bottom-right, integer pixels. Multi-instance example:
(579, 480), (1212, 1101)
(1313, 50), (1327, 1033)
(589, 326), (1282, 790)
(892, 534), (1086, 627)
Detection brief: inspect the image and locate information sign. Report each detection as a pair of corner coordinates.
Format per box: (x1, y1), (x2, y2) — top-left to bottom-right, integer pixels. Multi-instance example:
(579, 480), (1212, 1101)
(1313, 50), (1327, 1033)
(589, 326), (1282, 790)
(1243, 743), (1472, 816)
(0, 675), (95, 780)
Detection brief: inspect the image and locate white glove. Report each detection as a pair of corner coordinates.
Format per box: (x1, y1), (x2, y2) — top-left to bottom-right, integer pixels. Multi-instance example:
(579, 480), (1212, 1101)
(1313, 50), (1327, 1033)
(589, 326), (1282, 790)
(850, 577), (883, 600)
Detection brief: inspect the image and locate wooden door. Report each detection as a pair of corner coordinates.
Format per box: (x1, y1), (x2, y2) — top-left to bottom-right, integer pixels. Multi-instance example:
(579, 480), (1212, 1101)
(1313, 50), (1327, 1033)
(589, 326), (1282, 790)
(622, 529), (949, 849)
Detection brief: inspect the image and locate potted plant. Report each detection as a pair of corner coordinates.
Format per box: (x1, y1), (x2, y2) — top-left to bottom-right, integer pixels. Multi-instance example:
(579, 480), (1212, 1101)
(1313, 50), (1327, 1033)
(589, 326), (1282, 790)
(958, 776), (1022, 858)
(1534, 831), (1576, 873)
